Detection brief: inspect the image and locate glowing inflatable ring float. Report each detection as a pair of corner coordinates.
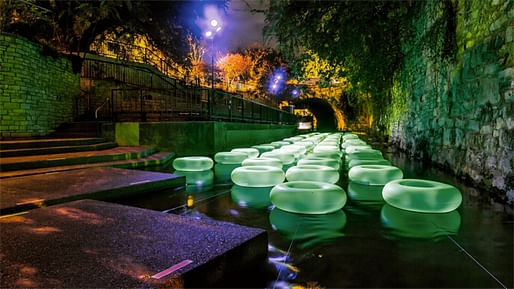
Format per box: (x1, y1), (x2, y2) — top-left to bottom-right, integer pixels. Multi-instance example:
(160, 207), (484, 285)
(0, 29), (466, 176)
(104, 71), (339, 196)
(298, 157), (340, 170)
(348, 165), (403, 185)
(214, 151), (248, 164)
(307, 151), (342, 160)
(348, 158), (392, 169)
(242, 157), (283, 168)
(231, 166), (285, 187)
(345, 145), (374, 154)
(172, 156), (213, 171)
(270, 181), (347, 214)
(382, 179), (462, 213)
(286, 165), (339, 184)
(343, 134), (359, 140)
(271, 141), (292, 147)
(252, 145), (275, 154)
(261, 151), (295, 165)
(231, 148), (259, 158)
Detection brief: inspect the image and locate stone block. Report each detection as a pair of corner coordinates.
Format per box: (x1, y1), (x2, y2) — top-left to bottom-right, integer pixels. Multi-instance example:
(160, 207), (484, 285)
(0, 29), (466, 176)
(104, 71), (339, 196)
(480, 124), (493, 135)
(467, 120), (480, 131)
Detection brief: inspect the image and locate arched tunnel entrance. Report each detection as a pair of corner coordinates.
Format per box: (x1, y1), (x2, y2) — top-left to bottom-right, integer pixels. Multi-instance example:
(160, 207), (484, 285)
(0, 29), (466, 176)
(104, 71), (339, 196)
(292, 98), (339, 131)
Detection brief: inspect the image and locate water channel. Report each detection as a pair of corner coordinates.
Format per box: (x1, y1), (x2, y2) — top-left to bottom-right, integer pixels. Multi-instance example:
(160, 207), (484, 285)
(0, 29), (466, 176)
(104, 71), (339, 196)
(117, 136), (513, 288)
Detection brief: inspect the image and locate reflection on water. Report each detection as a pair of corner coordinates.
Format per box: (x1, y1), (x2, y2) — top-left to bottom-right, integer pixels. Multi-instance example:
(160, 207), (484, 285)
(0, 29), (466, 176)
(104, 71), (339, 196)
(230, 185), (272, 209)
(380, 204), (461, 240)
(347, 182), (384, 202)
(269, 208), (346, 249)
(174, 170), (214, 193)
(214, 164), (240, 184)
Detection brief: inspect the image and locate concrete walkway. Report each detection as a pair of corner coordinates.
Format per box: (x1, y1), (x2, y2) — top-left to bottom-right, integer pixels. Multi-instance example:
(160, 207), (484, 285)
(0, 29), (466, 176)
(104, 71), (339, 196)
(0, 167), (184, 215)
(0, 200), (267, 288)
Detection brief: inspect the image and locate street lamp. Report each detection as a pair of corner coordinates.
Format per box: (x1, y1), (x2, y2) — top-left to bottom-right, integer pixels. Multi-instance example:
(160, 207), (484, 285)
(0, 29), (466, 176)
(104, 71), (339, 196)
(205, 18), (221, 89)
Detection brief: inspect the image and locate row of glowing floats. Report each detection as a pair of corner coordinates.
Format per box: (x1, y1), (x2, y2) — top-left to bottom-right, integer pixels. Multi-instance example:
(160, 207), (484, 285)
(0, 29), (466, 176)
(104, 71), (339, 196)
(172, 132), (463, 241)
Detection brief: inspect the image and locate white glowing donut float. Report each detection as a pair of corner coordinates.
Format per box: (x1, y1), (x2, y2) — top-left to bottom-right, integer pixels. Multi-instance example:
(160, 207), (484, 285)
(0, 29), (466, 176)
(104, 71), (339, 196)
(298, 157), (340, 170)
(261, 151), (296, 165)
(172, 156), (214, 171)
(345, 145), (374, 154)
(242, 157), (283, 168)
(231, 148), (260, 158)
(270, 181), (347, 214)
(343, 133), (359, 140)
(286, 165), (339, 184)
(214, 151), (248, 164)
(231, 166), (285, 187)
(313, 146), (341, 154)
(345, 150), (383, 163)
(382, 179), (463, 213)
(307, 151), (343, 159)
(252, 145), (275, 154)
(348, 165), (403, 185)
(271, 141), (292, 147)
(280, 144), (307, 156)
(348, 158), (392, 169)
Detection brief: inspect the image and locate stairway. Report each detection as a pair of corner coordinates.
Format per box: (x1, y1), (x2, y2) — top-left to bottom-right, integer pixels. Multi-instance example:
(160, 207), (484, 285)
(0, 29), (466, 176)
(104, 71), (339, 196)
(0, 137), (174, 178)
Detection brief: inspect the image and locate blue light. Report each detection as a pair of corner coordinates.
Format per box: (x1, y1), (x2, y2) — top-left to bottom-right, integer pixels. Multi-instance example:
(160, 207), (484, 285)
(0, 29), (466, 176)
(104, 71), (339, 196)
(291, 88), (299, 97)
(268, 68), (287, 94)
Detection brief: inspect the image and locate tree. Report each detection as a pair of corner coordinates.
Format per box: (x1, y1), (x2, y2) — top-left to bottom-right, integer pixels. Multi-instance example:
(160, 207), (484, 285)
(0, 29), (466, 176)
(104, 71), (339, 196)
(264, 0), (416, 96)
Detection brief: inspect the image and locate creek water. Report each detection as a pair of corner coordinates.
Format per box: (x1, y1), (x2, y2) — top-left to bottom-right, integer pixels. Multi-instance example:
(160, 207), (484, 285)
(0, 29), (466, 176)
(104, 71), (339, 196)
(117, 142), (513, 288)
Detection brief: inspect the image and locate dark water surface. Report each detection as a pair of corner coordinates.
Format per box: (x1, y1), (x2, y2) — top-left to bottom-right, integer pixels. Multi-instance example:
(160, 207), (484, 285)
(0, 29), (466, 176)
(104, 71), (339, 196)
(118, 147), (513, 288)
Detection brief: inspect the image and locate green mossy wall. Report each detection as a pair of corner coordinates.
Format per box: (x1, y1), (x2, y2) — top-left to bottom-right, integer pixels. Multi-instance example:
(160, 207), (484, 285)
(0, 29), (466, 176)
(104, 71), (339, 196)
(0, 34), (81, 137)
(115, 121), (297, 156)
(375, 0), (514, 203)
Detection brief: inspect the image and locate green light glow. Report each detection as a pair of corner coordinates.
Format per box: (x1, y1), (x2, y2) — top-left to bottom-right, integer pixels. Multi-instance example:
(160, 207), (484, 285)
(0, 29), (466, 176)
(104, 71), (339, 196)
(230, 185), (272, 209)
(242, 157), (283, 168)
(252, 145), (275, 154)
(214, 163), (240, 184)
(172, 156), (213, 171)
(214, 151), (248, 164)
(382, 179), (463, 213)
(286, 165), (339, 183)
(261, 151), (296, 165)
(231, 148), (260, 158)
(348, 158), (392, 169)
(348, 165), (403, 185)
(347, 182), (385, 202)
(269, 208), (346, 249)
(298, 157), (340, 170)
(231, 166), (285, 187)
(270, 181), (347, 214)
(174, 169), (214, 186)
(380, 204), (461, 239)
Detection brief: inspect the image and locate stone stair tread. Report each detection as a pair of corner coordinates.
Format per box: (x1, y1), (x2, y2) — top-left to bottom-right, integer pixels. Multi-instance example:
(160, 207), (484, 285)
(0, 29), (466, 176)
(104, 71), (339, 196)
(0, 152), (175, 179)
(0, 142), (117, 157)
(0, 137), (107, 150)
(0, 147), (156, 171)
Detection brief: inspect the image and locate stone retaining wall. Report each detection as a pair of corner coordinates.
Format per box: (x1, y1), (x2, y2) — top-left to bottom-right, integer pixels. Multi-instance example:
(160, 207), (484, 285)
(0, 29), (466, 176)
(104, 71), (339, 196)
(376, 1), (514, 203)
(0, 34), (81, 137)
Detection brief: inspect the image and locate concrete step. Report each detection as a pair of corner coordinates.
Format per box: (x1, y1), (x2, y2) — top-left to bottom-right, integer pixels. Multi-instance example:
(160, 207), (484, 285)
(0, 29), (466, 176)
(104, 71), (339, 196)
(0, 142), (118, 157)
(0, 200), (267, 287)
(0, 152), (175, 179)
(0, 147), (156, 172)
(0, 137), (107, 150)
(0, 167), (185, 215)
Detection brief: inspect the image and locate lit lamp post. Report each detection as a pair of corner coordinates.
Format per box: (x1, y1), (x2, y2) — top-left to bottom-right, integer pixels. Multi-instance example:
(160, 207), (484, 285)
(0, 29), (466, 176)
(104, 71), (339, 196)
(205, 19), (221, 89)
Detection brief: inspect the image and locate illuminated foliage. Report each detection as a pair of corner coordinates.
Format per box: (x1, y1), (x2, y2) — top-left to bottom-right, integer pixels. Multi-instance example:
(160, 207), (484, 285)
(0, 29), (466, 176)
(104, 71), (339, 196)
(217, 53), (252, 88)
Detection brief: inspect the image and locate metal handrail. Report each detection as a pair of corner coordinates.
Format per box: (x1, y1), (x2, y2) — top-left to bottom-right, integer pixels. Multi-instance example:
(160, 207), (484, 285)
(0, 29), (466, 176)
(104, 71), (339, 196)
(94, 97), (110, 120)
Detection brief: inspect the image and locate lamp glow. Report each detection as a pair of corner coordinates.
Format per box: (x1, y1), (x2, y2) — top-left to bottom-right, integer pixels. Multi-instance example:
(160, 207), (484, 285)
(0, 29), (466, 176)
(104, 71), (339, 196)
(205, 31), (213, 37)
(210, 19), (219, 27)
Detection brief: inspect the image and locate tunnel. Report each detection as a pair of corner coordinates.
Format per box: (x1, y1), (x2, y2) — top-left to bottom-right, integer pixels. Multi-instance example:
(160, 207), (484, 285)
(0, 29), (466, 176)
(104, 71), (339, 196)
(292, 98), (339, 131)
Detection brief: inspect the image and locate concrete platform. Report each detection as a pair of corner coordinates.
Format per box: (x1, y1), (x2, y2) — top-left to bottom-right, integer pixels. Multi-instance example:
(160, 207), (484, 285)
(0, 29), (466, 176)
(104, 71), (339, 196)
(0, 152), (174, 179)
(0, 147), (156, 171)
(0, 167), (184, 215)
(0, 137), (107, 149)
(0, 142), (117, 157)
(0, 200), (267, 288)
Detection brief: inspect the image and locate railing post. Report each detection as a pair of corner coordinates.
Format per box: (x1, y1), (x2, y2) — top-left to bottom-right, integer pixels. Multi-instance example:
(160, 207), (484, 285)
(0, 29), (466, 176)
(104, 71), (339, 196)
(140, 89), (146, 122)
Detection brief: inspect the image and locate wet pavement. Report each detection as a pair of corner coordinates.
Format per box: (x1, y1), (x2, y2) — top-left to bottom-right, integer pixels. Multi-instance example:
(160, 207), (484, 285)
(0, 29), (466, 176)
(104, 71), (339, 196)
(0, 200), (267, 288)
(118, 149), (513, 288)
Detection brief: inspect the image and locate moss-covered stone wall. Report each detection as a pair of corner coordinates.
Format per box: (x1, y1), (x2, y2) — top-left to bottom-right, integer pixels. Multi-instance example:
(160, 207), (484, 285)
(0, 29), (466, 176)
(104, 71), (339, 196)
(376, 0), (514, 203)
(0, 34), (81, 137)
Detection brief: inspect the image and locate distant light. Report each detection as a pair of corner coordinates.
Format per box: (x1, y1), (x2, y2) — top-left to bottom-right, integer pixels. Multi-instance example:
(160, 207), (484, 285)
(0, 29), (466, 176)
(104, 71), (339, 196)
(216, 26), (222, 32)
(291, 88), (299, 97)
(276, 75), (282, 80)
(205, 31), (213, 37)
(210, 19), (219, 27)
(272, 84), (277, 89)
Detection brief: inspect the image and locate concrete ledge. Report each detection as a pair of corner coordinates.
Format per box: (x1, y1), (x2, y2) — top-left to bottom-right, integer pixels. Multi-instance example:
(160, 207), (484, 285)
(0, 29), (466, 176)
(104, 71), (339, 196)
(0, 167), (184, 215)
(115, 121), (298, 156)
(0, 200), (267, 288)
